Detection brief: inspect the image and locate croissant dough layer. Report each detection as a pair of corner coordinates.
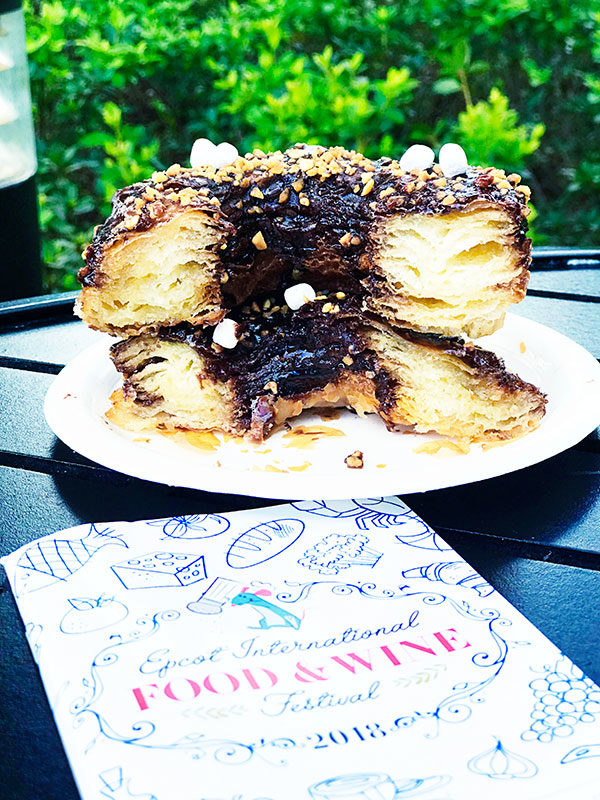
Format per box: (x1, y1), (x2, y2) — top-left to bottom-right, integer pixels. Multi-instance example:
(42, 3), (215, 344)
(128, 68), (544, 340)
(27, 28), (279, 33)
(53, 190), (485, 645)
(109, 296), (545, 443)
(77, 144), (531, 339)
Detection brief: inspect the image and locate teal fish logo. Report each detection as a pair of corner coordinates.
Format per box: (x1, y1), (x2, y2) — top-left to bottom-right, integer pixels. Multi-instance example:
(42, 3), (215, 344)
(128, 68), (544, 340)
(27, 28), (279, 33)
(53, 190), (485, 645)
(231, 588), (302, 630)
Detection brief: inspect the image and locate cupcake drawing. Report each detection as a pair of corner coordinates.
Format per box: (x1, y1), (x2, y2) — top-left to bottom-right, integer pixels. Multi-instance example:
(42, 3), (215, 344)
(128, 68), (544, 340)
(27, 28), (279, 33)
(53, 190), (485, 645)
(298, 533), (382, 575)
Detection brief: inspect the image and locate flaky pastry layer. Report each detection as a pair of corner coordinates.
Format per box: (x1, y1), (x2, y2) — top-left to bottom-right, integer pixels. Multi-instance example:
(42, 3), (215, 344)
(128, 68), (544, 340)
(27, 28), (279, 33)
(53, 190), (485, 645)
(108, 297), (545, 443)
(78, 144), (531, 339)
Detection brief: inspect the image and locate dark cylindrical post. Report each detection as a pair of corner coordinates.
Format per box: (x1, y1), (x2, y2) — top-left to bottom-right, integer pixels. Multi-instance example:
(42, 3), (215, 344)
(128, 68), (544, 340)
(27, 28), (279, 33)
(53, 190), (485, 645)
(0, 0), (41, 299)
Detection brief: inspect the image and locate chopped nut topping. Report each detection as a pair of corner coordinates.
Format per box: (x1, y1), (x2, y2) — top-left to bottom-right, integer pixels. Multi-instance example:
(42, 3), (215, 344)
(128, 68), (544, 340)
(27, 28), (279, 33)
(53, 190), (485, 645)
(292, 179), (304, 192)
(123, 215), (139, 230)
(251, 231), (267, 250)
(278, 187), (290, 203)
(344, 450), (364, 469)
(250, 186), (264, 199)
(515, 184), (531, 199)
(342, 355), (354, 366)
(335, 291), (346, 299)
(361, 178), (375, 196)
(322, 302), (334, 313)
(264, 381), (278, 394)
(379, 187), (394, 198)
(432, 177), (447, 188)
(339, 232), (352, 247)
(143, 187), (159, 201)
(404, 181), (415, 194)
(441, 194), (457, 206)
(166, 163), (181, 176)
(507, 173), (522, 185)
(299, 195), (310, 206)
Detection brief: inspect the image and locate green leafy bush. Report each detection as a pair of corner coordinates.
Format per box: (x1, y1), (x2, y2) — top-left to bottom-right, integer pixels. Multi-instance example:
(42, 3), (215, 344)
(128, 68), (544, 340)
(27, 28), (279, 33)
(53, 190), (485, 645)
(24, 0), (600, 291)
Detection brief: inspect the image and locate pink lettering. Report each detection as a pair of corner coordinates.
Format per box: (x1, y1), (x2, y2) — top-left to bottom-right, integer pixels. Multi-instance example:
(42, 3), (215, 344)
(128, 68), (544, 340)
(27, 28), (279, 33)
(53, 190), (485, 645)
(164, 678), (202, 701)
(331, 652), (374, 674)
(398, 637), (436, 656)
(433, 628), (471, 652)
(203, 672), (241, 694)
(132, 684), (159, 711)
(380, 645), (402, 666)
(242, 668), (278, 690)
(294, 662), (328, 682)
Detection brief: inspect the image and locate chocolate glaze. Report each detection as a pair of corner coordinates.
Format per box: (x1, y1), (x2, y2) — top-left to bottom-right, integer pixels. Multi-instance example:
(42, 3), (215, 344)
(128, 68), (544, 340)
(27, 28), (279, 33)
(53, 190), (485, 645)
(111, 290), (544, 435)
(80, 145), (531, 312)
(157, 293), (377, 433)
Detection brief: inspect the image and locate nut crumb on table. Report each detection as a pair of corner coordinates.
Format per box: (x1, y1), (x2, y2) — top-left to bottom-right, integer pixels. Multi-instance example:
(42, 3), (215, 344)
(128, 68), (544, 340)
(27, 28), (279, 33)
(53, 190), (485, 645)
(344, 450), (364, 469)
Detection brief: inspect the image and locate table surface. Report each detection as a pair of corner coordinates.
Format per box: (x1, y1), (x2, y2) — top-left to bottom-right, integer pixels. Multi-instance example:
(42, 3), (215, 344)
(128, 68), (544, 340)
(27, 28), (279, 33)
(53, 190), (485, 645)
(1, 249), (599, 800)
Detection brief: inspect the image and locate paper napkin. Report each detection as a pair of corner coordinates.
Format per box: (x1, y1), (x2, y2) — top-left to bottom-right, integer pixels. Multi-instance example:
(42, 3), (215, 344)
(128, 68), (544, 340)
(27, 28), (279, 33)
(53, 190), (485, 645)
(3, 497), (600, 800)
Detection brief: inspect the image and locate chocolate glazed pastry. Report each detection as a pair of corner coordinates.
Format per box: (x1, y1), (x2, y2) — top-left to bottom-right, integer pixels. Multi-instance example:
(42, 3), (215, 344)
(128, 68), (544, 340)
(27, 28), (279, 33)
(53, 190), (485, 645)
(76, 144), (531, 339)
(108, 291), (546, 443)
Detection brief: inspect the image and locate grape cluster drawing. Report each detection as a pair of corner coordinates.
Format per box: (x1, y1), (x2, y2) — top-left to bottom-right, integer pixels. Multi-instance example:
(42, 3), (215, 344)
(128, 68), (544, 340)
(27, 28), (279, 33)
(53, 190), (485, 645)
(522, 655), (600, 743)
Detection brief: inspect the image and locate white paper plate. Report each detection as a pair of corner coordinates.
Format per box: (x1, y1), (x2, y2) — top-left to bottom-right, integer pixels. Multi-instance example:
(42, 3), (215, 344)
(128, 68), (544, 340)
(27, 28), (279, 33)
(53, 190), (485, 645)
(44, 313), (600, 500)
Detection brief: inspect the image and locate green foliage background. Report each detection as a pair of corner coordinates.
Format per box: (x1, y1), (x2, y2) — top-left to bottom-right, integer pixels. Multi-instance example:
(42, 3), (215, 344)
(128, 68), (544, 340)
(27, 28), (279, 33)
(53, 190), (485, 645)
(25, 0), (600, 291)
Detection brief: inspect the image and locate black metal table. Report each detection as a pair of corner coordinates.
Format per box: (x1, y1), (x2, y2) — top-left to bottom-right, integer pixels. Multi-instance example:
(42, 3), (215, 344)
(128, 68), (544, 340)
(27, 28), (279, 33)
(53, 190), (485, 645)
(1, 249), (599, 800)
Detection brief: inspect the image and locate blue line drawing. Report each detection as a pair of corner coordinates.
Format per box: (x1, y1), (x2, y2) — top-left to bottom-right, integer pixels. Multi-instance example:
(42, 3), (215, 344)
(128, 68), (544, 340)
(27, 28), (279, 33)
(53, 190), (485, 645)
(298, 533), (382, 575)
(60, 596), (128, 634)
(275, 582), (512, 739)
(147, 514), (230, 540)
(187, 577), (242, 615)
(231, 591), (302, 630)
(308, 774), (451, 798)
(561, 743), (600, 764)
(111, 552), (207, 590)
(99, 765), (158, 799)
(70, 611), (296, 765)
(467, 738), (538, 779)
(226, 519), (304, 569)
(275, 580), (416, 604)
(100, 766), (123, 792)
(14, 524), (126, 596)
(521, 654), (600, 743)
(402, 561), (494, 597)
(24, 622), (43, 663)
(292, 499), (450, 550)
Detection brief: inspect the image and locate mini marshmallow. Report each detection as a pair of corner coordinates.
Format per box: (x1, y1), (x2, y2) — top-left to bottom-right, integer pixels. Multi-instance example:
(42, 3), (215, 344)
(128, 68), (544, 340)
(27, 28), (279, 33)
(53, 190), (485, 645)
(399, 144), (435, 172)
(284, 283), (316, 310)
(212, 142), (239, 168)
(190, 138), (238, 169)
(439, 143), (468, 178)
(212, 318), (240, 349)
(190, 138), (214, 168)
